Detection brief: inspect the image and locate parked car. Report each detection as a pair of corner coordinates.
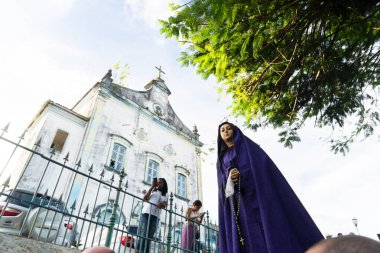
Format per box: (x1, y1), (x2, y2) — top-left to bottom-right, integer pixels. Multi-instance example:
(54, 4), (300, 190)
(0, 188), (78, 247)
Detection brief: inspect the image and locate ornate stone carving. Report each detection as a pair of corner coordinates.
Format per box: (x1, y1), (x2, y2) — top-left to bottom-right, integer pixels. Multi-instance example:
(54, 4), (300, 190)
(135, 128), (147, 141)
(164, 144), (176, 156)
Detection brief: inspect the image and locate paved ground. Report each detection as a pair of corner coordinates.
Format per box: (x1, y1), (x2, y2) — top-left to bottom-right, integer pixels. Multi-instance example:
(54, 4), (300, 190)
(0, 233), (81, 253)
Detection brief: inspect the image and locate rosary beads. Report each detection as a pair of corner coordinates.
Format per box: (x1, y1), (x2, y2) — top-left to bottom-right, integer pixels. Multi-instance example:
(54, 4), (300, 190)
(230, 178), (244, 246)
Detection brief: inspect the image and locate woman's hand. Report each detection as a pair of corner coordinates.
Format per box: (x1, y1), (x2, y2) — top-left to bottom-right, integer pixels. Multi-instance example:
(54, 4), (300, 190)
(230, 168), (240, 183)
(152, 178), (158, 188)
(158, 201), (167, 209)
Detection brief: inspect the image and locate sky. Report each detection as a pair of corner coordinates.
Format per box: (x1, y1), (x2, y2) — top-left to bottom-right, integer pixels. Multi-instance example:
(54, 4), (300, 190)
(0, 0), (379, 241)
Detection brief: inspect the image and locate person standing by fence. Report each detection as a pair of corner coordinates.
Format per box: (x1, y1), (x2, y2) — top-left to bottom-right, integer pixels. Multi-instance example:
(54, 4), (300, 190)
(136, 178), (168, 253)
(181, 200), (205, 252)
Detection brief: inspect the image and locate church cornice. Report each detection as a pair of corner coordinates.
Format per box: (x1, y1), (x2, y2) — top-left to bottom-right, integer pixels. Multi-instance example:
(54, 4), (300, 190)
(27, 100), (89, 130)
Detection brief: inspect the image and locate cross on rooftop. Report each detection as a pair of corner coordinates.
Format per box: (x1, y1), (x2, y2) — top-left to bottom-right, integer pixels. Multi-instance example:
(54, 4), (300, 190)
(155, 66), (166, 78)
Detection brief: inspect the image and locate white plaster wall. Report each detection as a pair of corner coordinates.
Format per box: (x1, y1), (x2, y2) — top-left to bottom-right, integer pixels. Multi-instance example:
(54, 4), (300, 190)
(16, 104), (87, 202)
(72, 89), (202, 228)
(72, 85), (99, 118)
(4, 110), (47, 187)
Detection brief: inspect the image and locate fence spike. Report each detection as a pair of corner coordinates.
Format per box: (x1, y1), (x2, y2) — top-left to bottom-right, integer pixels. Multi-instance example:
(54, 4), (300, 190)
(1, 175), (11, 188)
(63, 152), (70, 161)
(83, 204), (89, 215)
(76, 159), (82, 169)
(19, 129), (27, 140)
(88, 164), (94, 174)
(34, 137), (42, 147)
(70, 199), (77, 211)
(100, 169), (105, 178)
(42, 189), (49, 200)
(110, 174), (115, 183)
(181, 206), (183, 213)
(57, 194), (63, 206)
(1, 122), (10, 133)
(50, 146), (56, 155)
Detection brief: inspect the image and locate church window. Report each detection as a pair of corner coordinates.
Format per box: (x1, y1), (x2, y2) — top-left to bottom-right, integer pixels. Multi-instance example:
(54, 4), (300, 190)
(105, 134), (133, 173)
(177, 173), (187, 198)
(175, 165), (190, 200)
(109, 143), (126, 172)
(50, 129), (69, 152)
(147, 159), (159, 184)
(144, 152), (163, 184)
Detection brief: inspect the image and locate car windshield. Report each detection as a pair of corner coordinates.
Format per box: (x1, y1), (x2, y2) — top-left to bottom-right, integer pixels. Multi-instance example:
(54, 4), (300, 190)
(0, 190), (66, 212)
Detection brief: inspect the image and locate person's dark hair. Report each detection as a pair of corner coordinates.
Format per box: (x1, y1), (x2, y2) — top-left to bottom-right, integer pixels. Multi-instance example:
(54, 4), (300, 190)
(327, 235), (380, 253)
(217, 122), (234, 168)
(193, 200), (202, 207)
(307, 235), (380, 253)
(159, 178), (168, 196)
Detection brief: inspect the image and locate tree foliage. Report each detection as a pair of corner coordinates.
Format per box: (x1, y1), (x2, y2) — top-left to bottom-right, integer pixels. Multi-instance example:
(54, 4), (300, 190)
(160, 0), (380, 153)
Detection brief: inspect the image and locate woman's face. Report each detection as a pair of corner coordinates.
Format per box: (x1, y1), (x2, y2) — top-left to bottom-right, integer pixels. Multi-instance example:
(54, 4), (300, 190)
(192, 205), (202, 212)
(220, 123), (234, 143)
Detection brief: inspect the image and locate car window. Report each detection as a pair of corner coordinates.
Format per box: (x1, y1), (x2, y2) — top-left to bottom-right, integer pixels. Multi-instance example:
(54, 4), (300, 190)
(128, 226), (138, 235)
(4, 190), (66, 212)
(5, 191), (31, 208)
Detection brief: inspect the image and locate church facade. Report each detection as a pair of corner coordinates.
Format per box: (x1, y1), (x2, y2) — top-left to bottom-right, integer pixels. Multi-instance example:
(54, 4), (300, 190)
(8, 70), (204, 230)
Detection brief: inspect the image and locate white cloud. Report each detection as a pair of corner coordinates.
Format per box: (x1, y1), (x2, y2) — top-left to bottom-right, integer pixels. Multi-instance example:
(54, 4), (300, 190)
(0, 0), (77, 25)
(123, 0), (178, 28)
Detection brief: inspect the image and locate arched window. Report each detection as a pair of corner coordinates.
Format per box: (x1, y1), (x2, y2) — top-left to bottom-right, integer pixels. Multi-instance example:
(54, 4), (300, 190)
(110, 143), (126, 172)
(93, 200), (126, 225)
(106, 134), (133, 173)
(175, 165), (190, 200)
(144, 152), (163, 184)
(177, 173), (187, 198)
(147, 159), (159, 184)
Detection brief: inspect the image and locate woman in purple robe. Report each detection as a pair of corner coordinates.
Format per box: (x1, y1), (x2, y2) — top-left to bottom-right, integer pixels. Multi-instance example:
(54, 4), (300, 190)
(217, 122), (323, 253)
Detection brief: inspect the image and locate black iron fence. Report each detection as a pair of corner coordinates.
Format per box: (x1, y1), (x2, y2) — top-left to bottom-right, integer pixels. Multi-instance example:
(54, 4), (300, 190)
(0, 124), (218, 253)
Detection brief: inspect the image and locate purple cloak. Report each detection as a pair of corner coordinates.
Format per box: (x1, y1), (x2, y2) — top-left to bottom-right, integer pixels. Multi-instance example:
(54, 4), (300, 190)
(217, 124), (323, 253)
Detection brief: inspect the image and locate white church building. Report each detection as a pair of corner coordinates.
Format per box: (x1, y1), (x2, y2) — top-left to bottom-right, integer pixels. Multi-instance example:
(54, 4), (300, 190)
(7, 69), (204, 231)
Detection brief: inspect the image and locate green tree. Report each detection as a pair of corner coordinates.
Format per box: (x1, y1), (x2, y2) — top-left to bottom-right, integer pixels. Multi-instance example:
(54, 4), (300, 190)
(160, 0), (380, 154)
